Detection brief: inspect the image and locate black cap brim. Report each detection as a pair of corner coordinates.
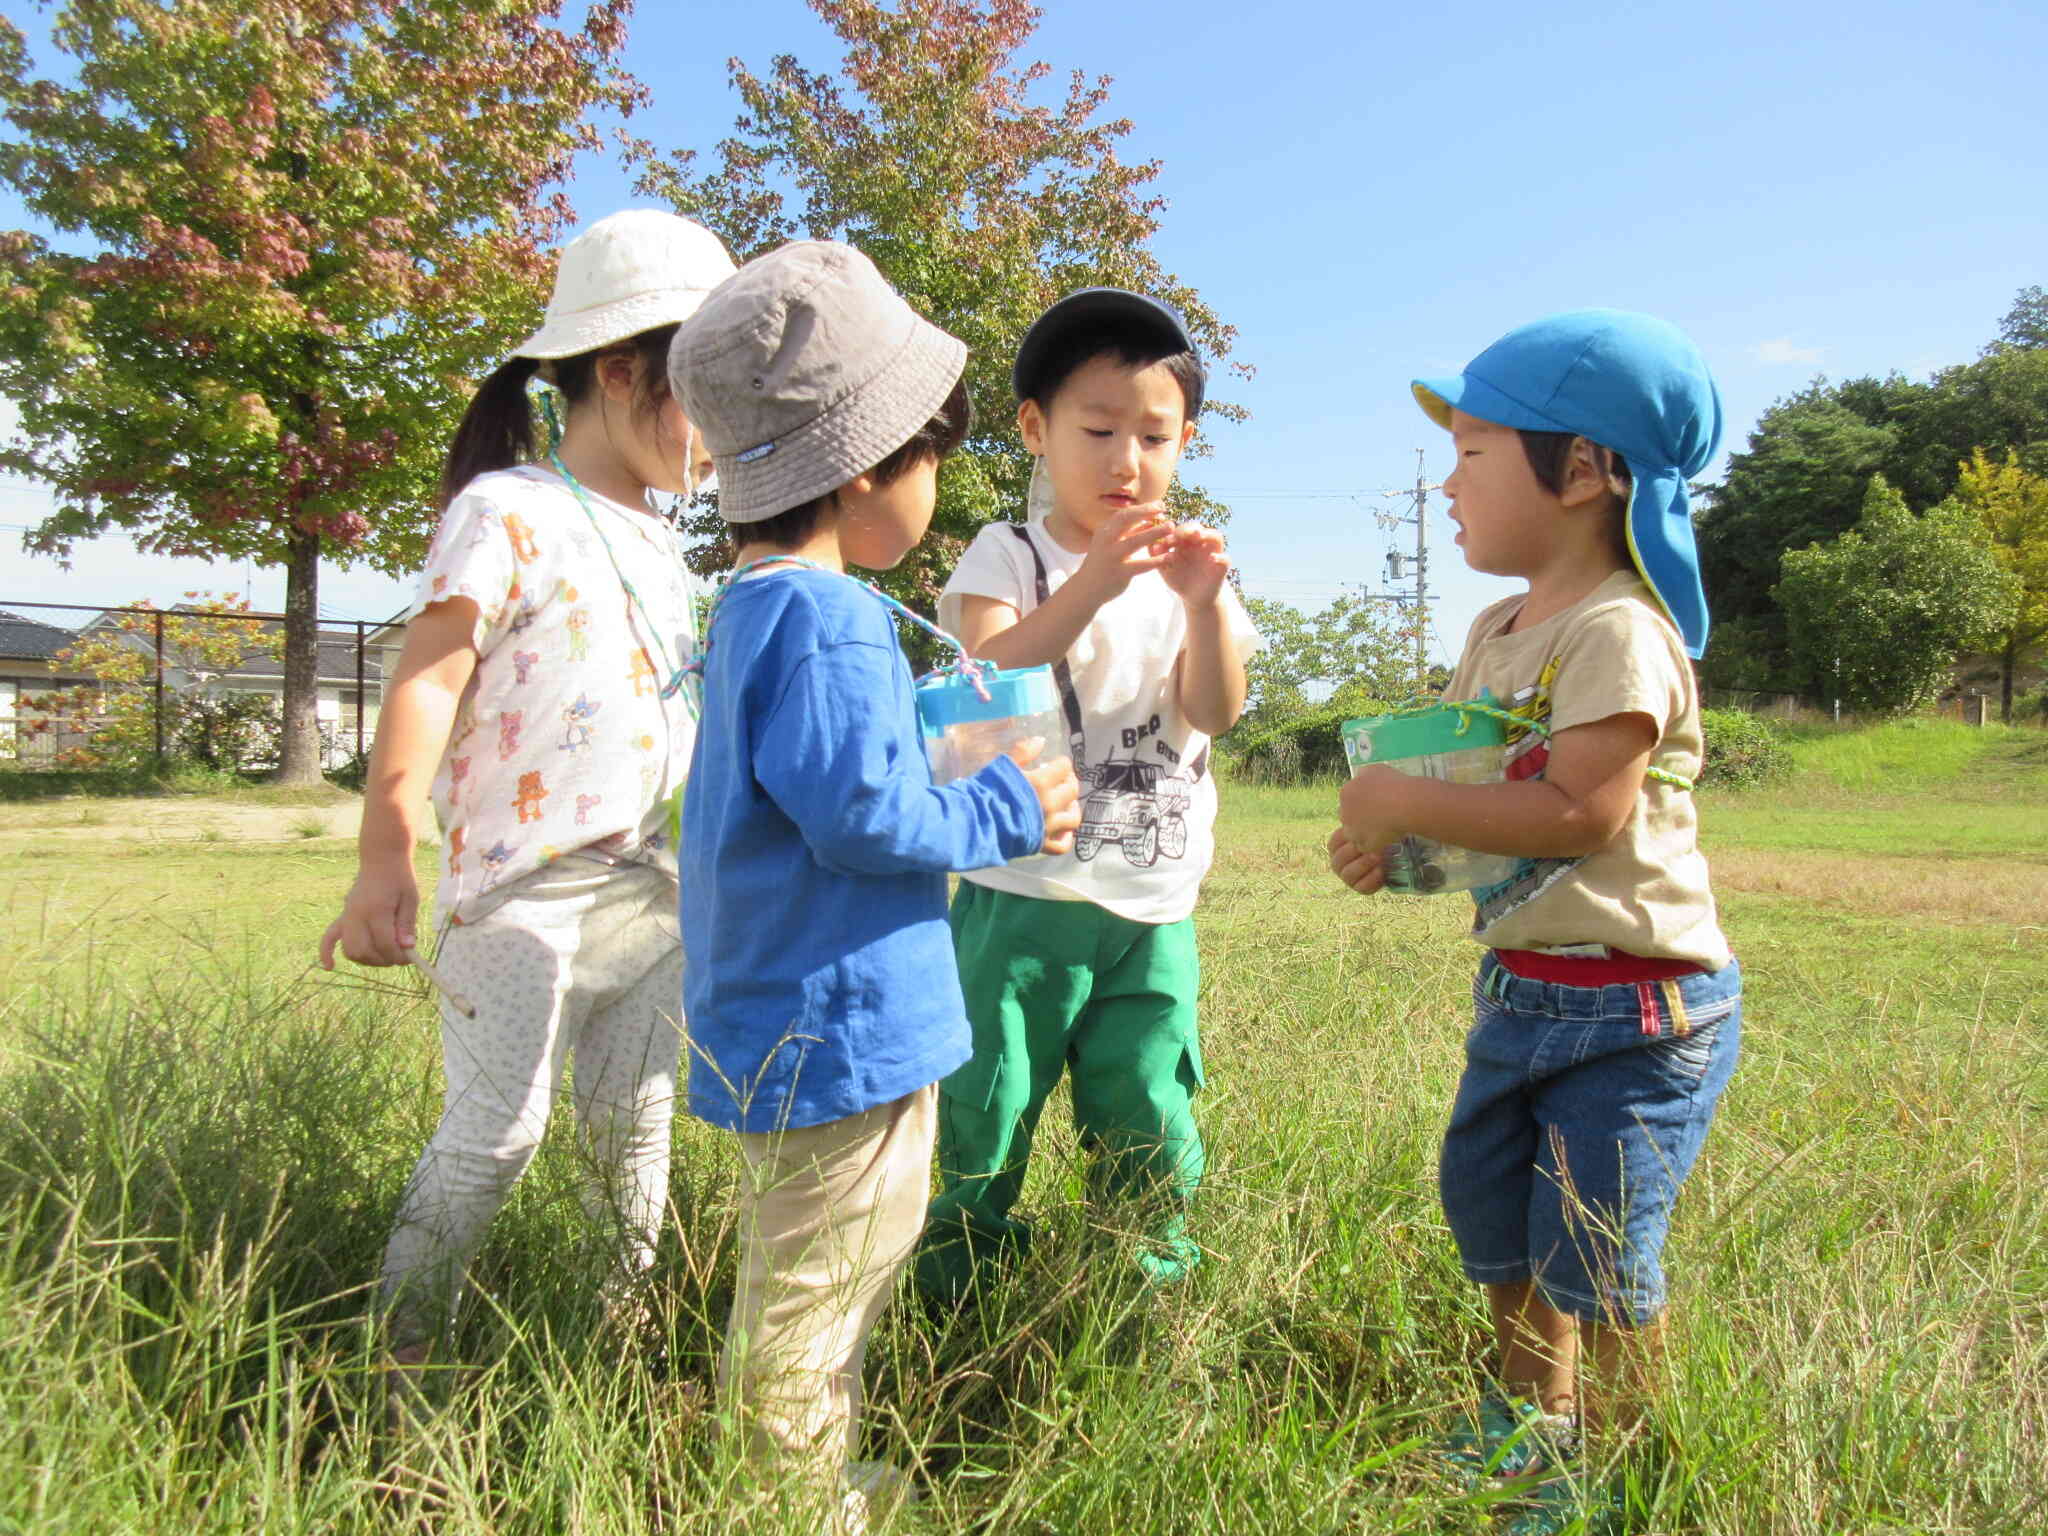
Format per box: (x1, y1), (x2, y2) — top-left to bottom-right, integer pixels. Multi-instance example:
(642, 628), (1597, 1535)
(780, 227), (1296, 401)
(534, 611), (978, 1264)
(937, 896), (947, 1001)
(1012, 288), (1202, 409)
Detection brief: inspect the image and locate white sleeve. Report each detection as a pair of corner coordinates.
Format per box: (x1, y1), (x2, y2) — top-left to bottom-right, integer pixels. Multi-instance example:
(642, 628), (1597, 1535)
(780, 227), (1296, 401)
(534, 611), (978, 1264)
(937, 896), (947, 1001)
(938, 524), (1032, 639)
(409, 480), (526, 655)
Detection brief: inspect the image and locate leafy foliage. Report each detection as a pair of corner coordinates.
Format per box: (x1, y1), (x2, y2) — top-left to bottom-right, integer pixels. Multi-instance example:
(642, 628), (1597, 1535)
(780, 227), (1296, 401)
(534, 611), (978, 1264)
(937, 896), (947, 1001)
(1774, 477), (2018, 714)
(0, 0), (643, 778)
(634, 0), (1247, 617)
(1697, 707), (1792, 790)
(14, 593), (284, 772)
(1941, 448), (2048, 720)
(1695, 285), (2048, 691)
(1238, 593), (1415, 729)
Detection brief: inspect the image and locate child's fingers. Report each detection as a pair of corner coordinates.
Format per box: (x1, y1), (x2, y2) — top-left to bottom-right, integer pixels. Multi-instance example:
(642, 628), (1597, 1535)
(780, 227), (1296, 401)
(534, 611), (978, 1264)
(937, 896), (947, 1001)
(318, 918), (344, 971)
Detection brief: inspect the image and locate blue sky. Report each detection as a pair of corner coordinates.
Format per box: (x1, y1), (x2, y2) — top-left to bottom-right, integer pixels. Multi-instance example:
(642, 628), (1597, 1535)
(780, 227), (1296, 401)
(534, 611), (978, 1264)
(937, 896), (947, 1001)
(4, 0), (2044, 662)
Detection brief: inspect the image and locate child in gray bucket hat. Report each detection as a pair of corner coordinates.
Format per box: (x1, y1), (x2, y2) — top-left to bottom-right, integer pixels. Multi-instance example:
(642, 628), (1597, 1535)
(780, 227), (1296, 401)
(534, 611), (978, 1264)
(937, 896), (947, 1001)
(668, 241), (1081, 1522)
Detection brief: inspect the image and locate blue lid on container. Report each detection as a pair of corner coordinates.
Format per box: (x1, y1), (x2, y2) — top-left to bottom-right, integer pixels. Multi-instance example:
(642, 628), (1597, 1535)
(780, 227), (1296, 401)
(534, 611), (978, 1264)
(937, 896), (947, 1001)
(916, 663), (1059, 734)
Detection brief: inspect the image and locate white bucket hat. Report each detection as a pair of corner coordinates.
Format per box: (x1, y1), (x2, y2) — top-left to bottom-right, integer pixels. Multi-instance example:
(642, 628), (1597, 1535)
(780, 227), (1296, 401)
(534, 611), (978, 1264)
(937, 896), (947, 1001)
(512, 210), (737, 360)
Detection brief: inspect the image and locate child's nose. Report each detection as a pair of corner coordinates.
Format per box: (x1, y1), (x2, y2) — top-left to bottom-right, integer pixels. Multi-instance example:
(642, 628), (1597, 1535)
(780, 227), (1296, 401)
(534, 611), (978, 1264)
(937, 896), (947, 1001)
(1109, 434), (1141, 476)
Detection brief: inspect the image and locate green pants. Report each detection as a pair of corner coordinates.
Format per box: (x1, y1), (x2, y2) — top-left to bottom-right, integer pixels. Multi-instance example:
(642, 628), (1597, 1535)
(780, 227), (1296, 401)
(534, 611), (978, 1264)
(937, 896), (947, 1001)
(916, 882), (1204, 1298)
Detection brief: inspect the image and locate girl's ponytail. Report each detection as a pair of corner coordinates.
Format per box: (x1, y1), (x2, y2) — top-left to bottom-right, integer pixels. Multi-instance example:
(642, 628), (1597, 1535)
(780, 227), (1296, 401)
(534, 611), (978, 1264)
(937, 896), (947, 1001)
(440, 355), (542, 510)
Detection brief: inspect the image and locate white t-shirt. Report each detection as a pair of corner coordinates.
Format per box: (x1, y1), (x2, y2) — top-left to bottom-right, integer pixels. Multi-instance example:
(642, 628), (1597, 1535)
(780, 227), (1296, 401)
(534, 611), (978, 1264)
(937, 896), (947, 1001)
(939, 521), (1261, 925)
(413, 465), (699, 922)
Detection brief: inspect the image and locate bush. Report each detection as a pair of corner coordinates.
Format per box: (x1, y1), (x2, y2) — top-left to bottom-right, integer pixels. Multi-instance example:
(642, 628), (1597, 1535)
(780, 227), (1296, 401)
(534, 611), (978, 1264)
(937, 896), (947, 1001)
(1698, 707), (1793, 790)
(1228, 702), (1376, 785)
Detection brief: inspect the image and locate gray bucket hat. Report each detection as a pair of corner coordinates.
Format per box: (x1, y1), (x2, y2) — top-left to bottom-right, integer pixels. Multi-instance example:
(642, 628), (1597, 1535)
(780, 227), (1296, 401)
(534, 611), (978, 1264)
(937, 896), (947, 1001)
(667, 241), (968, 524)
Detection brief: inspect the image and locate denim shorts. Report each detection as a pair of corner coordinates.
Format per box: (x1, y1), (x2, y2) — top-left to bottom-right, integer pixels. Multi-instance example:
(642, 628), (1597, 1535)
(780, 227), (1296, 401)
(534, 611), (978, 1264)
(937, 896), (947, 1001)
(1438, 952), (1741, 1326)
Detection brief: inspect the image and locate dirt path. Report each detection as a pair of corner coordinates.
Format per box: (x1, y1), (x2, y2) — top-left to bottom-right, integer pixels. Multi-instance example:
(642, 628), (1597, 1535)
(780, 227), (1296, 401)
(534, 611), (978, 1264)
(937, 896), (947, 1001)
(0, 794), (438, 849)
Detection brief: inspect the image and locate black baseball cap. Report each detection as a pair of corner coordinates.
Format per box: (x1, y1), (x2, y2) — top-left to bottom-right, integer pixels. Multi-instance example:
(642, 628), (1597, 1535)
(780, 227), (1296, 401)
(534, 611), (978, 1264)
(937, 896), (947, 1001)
(1011, 288), (1205, 416)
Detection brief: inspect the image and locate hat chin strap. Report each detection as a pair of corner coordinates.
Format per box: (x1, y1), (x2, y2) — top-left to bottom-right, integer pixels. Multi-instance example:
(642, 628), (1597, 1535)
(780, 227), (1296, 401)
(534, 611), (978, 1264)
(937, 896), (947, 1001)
(1026, 455), (1055, 524)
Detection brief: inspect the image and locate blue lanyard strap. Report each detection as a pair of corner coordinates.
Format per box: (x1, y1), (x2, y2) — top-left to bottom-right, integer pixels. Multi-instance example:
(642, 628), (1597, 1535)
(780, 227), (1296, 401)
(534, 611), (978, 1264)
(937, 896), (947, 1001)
(530, 383), (701, 704)
(685, 556), (991, 702)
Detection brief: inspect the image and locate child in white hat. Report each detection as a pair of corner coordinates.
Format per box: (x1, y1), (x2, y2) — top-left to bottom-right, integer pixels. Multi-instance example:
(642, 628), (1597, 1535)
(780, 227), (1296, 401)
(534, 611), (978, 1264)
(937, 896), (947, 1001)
(317, 209), (735, 1412)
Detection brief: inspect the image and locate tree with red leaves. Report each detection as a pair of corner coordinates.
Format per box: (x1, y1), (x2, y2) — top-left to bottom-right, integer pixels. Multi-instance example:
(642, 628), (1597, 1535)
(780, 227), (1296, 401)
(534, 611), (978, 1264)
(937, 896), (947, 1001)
(0, 1), (645, 781)
(632, 0), (1249, 622)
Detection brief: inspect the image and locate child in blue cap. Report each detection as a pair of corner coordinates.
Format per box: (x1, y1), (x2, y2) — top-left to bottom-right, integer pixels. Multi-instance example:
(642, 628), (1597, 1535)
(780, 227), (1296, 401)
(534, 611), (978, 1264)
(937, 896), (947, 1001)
(1328, 311), (1739, 1533)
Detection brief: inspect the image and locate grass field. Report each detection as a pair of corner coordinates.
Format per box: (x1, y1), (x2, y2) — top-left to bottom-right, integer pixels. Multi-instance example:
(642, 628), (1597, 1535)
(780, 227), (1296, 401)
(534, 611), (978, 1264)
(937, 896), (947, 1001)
(1, 720), (2044, 1533)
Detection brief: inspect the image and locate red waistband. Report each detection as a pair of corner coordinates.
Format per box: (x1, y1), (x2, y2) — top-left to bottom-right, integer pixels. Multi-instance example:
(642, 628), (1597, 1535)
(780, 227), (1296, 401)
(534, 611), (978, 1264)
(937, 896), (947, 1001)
(1492, 948), (1705, 985)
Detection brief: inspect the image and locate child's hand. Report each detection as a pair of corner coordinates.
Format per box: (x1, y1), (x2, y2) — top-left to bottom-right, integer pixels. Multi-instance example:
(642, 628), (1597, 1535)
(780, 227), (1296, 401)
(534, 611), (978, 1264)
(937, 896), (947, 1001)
(1075, 505), (1173, 605)
(1336, 763), (1411, 866)
(1157, 523), (1232, 608)
(1326, 826), (1388, 895)
(1017, 751), (1082, 856)
(319, 861), (421, 970)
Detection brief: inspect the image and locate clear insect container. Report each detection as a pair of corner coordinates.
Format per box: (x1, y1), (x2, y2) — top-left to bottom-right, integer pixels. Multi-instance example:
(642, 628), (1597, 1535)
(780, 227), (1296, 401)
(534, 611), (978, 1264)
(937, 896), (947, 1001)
(917, 664), (1068, 785)
(1341, 698), (1520, 894)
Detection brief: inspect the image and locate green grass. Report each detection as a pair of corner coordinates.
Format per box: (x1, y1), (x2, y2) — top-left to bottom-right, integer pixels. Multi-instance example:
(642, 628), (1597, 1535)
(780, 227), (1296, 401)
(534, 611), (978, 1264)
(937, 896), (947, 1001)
(0, 724), (2043, 1533)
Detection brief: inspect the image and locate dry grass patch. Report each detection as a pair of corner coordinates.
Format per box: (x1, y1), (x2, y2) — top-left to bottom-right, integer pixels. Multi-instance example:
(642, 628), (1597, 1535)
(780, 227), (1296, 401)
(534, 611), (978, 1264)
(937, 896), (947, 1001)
(1714, 847), (2048, 930)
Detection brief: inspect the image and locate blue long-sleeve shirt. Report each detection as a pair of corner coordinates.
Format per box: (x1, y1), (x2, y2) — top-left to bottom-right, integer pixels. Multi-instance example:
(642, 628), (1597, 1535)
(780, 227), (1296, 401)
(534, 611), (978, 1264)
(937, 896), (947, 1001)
(681, 568), (1044, 1133)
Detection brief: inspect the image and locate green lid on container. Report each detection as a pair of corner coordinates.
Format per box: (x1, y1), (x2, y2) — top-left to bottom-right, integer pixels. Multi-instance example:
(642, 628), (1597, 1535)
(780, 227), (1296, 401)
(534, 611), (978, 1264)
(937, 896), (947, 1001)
(1342, 693), (1507, 765)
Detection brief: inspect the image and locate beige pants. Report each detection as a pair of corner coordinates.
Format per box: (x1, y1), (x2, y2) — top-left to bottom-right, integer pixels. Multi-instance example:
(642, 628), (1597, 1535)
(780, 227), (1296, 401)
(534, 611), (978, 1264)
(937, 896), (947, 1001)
(720, 1084), (937, 1484)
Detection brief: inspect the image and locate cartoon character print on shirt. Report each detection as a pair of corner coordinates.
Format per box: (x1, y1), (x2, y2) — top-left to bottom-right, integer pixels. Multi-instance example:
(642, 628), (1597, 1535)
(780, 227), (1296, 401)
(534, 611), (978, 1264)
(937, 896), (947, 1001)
(1068, 712), (1206, 870)
(560, 693), (601, 752)
(1469, 651), (1582, 931)
(628, 647), (657, 698)
(513, 650), (540, 685)
(513, 770), (548, 824)
(479, 840), (516, 890)
(575, 792), (602, 826)
(566, 608), (591, 661)
(449, 823), (466, 873)
(503, 513), (540, 564)
(498, 710), (524, 761)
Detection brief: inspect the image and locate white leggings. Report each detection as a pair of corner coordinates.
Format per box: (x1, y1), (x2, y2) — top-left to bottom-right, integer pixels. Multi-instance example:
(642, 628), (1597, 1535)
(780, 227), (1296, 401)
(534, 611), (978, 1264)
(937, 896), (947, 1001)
(380, 857), (683, 1345)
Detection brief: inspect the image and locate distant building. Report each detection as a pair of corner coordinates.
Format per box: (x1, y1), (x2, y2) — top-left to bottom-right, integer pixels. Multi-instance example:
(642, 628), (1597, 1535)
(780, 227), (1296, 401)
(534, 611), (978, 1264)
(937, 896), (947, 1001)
(0, 603), (407, 766)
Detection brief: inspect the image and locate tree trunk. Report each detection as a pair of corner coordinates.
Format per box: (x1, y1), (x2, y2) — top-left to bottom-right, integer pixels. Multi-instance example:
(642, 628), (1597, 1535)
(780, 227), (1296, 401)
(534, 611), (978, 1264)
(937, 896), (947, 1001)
(275, 529), (324, 784)
(2002, 638), (2017, 725)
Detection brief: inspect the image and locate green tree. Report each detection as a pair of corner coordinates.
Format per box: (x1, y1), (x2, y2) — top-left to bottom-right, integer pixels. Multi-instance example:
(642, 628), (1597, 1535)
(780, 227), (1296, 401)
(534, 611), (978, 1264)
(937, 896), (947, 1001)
(1694, 388), (1900, 687)
(1240, 592), (1412, 728)
(1696, 285), (2048, 690)
(1774, 475), (2018, 714)
(1942, 448), (2048, 721)
(0, 1), (642, 781)
(633, 0), (1247, 620)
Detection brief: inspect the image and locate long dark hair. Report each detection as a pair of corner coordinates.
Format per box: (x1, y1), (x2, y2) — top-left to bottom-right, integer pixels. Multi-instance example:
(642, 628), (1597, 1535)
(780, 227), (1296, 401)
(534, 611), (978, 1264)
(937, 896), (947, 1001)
(439, 325), (680, 509)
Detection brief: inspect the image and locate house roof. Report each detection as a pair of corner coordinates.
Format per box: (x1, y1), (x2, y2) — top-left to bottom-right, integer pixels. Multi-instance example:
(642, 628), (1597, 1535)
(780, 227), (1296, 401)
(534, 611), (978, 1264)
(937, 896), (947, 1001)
(0, 608), (77, 662)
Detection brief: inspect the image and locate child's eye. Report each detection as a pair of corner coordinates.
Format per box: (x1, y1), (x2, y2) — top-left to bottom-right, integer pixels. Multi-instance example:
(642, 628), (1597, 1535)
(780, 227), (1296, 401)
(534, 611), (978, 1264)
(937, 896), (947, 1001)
(1146, 435), (1173, 447)
(1083, 428), (1112, 439)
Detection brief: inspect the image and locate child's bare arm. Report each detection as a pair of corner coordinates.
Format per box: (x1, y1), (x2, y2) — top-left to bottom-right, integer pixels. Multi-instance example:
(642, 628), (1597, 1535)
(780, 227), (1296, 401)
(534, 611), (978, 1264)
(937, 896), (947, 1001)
(1336, 711), (1658, 864)
(951, 506), (1170, 667)
(1161, 525), (1246, 735)
(319, 599), (479, 969)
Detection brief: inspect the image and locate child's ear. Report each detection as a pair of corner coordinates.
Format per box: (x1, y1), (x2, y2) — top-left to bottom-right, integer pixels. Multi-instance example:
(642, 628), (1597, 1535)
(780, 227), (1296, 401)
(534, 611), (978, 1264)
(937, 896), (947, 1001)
(1558, 437), (1612, 508)
(596, 349), (639, 403)
(1017, 398), (1048, 456)
(1178, 418), (1198, 453)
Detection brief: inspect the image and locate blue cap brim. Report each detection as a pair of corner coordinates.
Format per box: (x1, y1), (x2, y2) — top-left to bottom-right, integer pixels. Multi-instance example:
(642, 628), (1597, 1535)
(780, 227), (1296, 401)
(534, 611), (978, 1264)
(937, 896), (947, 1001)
(1413, 373), (1709, 658)
(1412, 373), (1579, 436)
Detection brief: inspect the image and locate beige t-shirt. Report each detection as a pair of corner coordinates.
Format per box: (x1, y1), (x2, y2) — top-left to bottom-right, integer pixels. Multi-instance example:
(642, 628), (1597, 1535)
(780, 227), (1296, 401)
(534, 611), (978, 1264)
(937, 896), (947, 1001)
(1444, 571), (1730, 969)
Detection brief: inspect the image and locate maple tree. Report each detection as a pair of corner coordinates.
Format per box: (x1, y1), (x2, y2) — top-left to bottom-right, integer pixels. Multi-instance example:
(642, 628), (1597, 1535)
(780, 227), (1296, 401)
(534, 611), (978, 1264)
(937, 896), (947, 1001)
(0, 0), (644, 781)
(633, 0), (1249, 624)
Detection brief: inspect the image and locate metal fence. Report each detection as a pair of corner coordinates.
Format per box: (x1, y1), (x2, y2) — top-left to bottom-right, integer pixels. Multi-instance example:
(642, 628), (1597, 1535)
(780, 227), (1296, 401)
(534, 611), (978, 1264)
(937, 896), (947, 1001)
(0, 599), (405, 769)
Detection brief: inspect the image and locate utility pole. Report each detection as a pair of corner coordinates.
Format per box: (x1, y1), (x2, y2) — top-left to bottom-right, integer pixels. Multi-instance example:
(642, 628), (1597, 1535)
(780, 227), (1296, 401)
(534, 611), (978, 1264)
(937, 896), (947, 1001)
(1374, 449), (1435, 691)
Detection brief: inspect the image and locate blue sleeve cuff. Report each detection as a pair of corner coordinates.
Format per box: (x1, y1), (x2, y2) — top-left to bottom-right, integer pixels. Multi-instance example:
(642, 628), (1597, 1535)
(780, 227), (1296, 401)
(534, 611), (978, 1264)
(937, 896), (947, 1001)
(964, 751), (1046, 864)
